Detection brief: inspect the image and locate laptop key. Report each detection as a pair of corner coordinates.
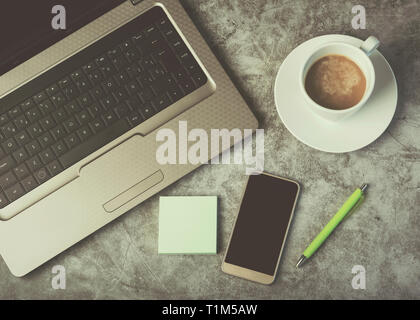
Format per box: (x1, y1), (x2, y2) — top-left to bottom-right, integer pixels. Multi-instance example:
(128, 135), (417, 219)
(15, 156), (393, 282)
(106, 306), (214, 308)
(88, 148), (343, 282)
(114, 103), (130, 118)
(192, 71), (207, 86)
(89, 118), (105, 133)
(38, 132), (54, 148)
(25, 107), (42, 122)
(87, 69), (103, 85)
(50, 92), (67, 107)
(34, 168), (50, 184)
(107, 47), (121, 59)
(25, 140), (41, 156)
(51, 141), (67, 157)
(52, 108), (67, 123)
(100, 95), (117, 110)
(27, 123), (44, 138)
(76, 126), (92, 142)
(87, 103), (103, 118)
(90, 86), (105, 100)
(111, 55), (128, 70)
(26, 155), (42, 172)
(64, 133), (80, 149)
(100, 65), (115, 78)
(20, 99), (36, 111)
(167, 86), (183, 102)
(140, 58), (156, 70)
(95, 54), (108, 67)
(47, 160), (62, 176)
(21, 175), (38, 192)
(5, 183), (25, 202)
(125, 80), (141, 96)
(138, 86), (154, 102)
(179, 79), (196, 94)
(145, 25), (159, 37)
(38, 100), (56, 114)
(51, 125), (66, 140)
(13, 163), (30, 180)
(102, 110), (118, 125)
(127, 112), (143, 127)
(119, 40), (133, 52)
(63, 117), (80, 133)
(58, 77), (72, 89)
(8, 106), (21, 119)
(114, 71), (130, 85)
(125, 64), (142, 78)
(65, 100), (81, 114)
(0, 114), (8, 126)
(0, 192), (9, 208)
(152, 94), (171, 112)
(3, 138), (19, 154)
(39, 116), (56, 131)
(138, 104), (156, 120)
(0, 156), (15, 176)
(39, 148), (54, 165)
(39, 99), (56, 115)
(124, 49), (140, 63)
(33, 91), (48, 103)
(62, 85), (79, 100)
(1, 123), (18, 138)
(14, 115), (29, 130)
(24, 140), (39, 158)
(0, 171), (17, 189)
(102, 78), (118, 93)
(112, 88), (129, 102)
(12, 148), (28, 163)
(82, 62), (96, 73)
(132, 32), (145, 45)
(70, 69), (84, 81)
(76, 110), (91, 125)
(78, 93), (93, 108)
(74, 78), (90, 92)
(15, 131), (31, 146)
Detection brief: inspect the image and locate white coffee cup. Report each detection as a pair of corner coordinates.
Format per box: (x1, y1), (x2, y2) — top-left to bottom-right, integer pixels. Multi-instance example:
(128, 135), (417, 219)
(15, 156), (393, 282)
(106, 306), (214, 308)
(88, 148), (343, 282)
(300, 36), (380, 122)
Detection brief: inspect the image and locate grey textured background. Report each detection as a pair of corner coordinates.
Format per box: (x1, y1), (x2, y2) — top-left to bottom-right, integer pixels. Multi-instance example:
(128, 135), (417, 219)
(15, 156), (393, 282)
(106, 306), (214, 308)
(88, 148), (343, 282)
(0, 0), (419, 299)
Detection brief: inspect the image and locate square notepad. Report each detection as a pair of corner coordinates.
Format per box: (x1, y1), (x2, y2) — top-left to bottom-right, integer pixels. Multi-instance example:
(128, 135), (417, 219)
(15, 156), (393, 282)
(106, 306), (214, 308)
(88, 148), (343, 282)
(158, 196), (217, 254)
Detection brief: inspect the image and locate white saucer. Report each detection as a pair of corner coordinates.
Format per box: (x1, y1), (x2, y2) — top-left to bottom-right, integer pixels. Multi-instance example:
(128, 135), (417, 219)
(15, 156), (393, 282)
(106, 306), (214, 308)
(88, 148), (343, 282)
(274, 35), (398, 153)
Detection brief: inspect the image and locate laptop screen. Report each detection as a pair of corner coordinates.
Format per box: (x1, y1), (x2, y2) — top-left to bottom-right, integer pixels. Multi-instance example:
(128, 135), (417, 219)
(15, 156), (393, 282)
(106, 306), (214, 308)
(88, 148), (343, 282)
(0, 0), (126, 77)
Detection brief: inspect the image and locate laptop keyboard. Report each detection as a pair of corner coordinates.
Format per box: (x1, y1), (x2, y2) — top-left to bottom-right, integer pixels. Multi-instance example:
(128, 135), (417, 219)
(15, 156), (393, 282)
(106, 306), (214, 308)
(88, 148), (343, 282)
(0, 6), (208, 209)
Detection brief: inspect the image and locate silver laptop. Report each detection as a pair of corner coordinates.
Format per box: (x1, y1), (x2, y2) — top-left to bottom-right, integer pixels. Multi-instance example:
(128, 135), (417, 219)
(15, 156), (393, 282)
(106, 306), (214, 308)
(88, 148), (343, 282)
(0, 0), (257, 276)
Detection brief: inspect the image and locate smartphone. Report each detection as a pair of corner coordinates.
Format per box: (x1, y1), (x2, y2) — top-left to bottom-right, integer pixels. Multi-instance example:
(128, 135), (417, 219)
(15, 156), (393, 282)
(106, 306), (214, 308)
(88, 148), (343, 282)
(222, 172), (300, 285)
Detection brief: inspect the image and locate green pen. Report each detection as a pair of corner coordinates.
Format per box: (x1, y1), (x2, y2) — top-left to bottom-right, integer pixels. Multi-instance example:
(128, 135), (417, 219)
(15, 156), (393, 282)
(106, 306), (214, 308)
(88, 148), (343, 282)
(296, 184), (368, 268)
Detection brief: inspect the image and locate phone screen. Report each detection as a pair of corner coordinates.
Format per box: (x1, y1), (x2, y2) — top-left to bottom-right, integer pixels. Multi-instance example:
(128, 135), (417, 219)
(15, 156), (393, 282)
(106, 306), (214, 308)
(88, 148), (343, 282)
(224, 174), (299, 276)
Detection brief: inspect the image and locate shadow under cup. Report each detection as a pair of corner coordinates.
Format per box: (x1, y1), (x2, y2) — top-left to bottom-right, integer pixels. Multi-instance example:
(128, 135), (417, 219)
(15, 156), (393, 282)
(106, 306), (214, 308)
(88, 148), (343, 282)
(300, 42), (376, 122)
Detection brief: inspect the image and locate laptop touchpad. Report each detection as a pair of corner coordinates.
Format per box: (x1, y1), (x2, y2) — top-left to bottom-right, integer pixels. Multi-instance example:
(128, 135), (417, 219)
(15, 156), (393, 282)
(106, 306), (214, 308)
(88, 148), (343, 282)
(79, 134), (164, 213)
(103, 170), (163, 212)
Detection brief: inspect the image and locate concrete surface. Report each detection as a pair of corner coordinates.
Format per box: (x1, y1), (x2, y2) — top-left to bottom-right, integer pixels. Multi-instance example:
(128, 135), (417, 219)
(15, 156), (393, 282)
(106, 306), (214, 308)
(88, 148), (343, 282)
(0, 0), (419, 299)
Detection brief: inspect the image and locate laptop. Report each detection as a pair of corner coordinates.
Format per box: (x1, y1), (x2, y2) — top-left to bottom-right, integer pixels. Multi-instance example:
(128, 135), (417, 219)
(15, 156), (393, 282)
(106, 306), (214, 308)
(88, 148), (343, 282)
(0, 0), (257, 276)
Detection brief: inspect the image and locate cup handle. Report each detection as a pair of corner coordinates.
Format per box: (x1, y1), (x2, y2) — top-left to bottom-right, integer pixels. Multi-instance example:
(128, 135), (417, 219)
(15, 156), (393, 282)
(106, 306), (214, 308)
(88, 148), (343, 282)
(360, 36), (380, 56)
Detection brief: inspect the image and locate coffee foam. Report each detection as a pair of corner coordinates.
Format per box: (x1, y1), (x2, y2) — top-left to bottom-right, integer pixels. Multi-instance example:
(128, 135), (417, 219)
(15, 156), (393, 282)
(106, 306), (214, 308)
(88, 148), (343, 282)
(318, 56), (362, 96)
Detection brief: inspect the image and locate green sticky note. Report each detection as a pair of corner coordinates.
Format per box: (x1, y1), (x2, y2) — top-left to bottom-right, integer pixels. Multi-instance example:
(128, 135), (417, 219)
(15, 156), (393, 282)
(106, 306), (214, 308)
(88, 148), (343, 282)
(159, 196), (217, 254)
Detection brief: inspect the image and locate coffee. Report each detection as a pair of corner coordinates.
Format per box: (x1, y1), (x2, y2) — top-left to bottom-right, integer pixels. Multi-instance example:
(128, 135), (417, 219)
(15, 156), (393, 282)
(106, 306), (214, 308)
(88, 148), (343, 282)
(305, 54), (366, 110)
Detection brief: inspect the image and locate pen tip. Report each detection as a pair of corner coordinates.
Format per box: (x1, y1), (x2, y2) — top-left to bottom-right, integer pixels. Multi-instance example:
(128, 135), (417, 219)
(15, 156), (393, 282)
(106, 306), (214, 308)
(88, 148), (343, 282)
(296, 255), (307, 268)
(360, 184), (368, 193)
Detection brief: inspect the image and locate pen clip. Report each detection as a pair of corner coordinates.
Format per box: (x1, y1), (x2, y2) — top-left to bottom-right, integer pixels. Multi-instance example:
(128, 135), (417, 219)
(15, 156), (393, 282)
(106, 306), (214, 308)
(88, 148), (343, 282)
(345, 195), (365, 220)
